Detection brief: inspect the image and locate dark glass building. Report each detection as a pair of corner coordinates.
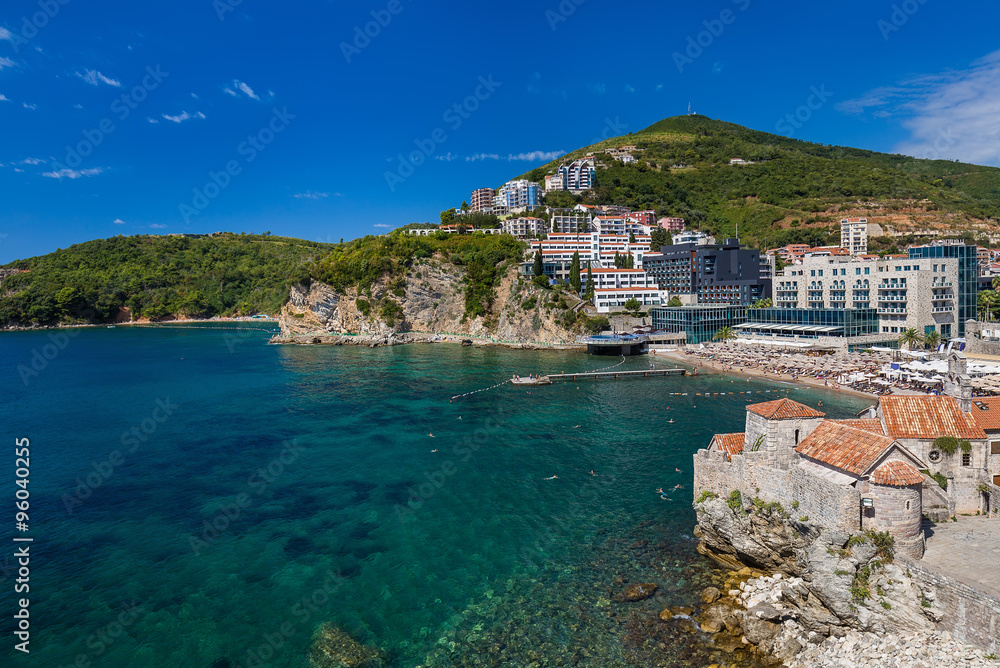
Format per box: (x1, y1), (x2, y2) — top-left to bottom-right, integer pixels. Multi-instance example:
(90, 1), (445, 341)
(735, 307), (880, 339)
(650, 304), (747, 344)
(642, 239), (771, 305)
(907, 243), (977, 336)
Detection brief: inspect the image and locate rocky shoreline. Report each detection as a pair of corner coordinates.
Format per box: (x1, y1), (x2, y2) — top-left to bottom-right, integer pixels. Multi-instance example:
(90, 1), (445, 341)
(689, 495), (998, 667)
(268, 331), (585, 351)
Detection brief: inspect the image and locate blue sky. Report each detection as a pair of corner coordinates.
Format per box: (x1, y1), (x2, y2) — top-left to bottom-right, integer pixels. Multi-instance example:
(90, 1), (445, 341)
(2, 0), (999, 262)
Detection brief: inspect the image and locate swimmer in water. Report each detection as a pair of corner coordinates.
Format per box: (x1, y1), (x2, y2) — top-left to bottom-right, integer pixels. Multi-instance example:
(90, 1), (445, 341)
(668, 418), (675, 423)
(428, 433), (435, 438)
(431, 449), (438, 453)
(590, 470), (596, 476)
(544, 475), (558, 480)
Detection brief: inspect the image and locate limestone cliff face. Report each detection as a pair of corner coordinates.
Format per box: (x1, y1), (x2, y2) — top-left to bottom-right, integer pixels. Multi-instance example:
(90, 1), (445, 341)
(278, 257), (585, 344)
(693, 497), (939, 654)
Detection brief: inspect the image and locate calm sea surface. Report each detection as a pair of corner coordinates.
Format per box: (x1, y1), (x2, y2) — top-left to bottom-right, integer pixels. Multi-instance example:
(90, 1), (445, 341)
(0, 325), (870, 667)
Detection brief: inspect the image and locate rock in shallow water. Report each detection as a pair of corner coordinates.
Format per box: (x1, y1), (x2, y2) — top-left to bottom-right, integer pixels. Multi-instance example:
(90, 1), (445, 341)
(621, 583), (658, 602)
(308, 623), (386, 668)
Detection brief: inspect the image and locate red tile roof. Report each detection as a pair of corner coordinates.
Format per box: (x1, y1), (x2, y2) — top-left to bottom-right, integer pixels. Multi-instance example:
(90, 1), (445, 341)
(795, 421), (896, 477)
(879, 396), (986, 440)
(871, 460), (926, 487)
(829, 418), (886, 435)
(711, 432), (745, 458)
(970, 397), (1000, 431)
(746, 398), (825, 420)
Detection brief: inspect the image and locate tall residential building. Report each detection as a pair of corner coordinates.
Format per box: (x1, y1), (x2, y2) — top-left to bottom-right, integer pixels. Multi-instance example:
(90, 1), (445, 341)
(548, 208), (592, 234)
(658, 217), (686, 232)
(761, 254), (959, 340)
(470, 187), (495, 213)
(525, 232), (652, 280)
(642, 239), (771, 305)
(493, 179), (541, 213)
(840, 217), (869, 255)
(550, 158), (596, 193)
(502, 216), (546, 238)
(581, 268), (661, 313)
(908, 241), (978, 337)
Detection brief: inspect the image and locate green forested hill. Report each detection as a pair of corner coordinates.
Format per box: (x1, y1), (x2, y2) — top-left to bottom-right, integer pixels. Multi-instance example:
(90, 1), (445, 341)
(522, 115), (1000, 249)
(0, 233), (329, 326)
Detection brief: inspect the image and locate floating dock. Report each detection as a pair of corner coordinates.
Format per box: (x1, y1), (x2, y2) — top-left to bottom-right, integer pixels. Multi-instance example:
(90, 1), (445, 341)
(546, 368), (686, 381)
(581, 334), (649, 356)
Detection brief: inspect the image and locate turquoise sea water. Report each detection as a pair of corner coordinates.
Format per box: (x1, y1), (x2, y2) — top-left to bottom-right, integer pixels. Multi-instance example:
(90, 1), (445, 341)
(1, 325), (871, 667)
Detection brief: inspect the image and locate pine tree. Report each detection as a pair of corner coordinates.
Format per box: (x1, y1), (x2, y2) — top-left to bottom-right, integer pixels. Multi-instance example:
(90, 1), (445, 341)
(585, 265), (595, 302)
(570, 251), (581, 293)
(533, 251), (544, 277)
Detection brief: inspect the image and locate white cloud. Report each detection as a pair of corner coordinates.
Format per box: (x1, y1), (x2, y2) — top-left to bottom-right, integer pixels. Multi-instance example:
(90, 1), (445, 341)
(150, 224), (167, 229)
(293, 191), (329, 199)
(73, 103), (84, 109)
(0, 57), (15, 70)
(21, 158), (44, 165)
(373, 224), (391, 228)
(147, 117), (159, 124)
(625, 84), (636, 93)
(224, 79), (260, 100)
(0, 28), (11, 41)
(655, 84), (664, 92)
(507, 150), (565, 162)
(0, 94), (8, 102)
(77, 69), (122, 87)
(23, 103), (36, 110)
(840, 49), (1000, 165)
(42, 167), (104, 179)
(466, 153), (501, 162)
(162, 111), (206, 123)
(434, 152), (458, 161)
(113, 218), (126, 224)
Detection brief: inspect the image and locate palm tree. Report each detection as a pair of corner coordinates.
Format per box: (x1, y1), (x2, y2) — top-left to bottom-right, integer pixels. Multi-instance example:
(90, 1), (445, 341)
(713, 326), (737, 343)
(898, 327), (923, 351)
(923, 330), (942, 351)
(979, 290), (999, 321)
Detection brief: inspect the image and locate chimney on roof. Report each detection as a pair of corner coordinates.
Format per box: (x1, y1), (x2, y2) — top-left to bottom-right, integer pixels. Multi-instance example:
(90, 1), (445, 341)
(944, 352), (972, 413)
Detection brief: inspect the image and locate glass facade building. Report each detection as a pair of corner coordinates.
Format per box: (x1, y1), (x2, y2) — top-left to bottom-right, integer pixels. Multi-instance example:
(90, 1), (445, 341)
(650, 305), (747, 344)
(907, 243), (977, 336)
(736, 307), (880, 339)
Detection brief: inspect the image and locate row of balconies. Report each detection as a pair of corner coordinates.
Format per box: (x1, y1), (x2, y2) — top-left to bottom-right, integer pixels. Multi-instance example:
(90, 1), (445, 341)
(932, 306), (955, 313)
(880, 295), (907, 302)
(878, 307), (908, 314)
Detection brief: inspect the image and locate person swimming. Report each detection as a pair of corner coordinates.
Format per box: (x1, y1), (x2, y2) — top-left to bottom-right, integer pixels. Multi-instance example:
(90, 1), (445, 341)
(668, 418), (675, 423)
(544, 475), (558, 480)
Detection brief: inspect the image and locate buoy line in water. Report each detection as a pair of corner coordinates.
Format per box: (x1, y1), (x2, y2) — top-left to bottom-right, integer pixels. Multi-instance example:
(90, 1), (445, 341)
(450, 355), (628, 401)
(133, 325), (278, 332)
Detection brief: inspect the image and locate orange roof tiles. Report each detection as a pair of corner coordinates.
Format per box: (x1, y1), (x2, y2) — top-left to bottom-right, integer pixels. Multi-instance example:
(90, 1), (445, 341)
(970, 397), (1000, 431)
(829, 418), (886, 435)
(795, 421), (897, 477)
(871, 460), (926, 487)
(711, 432), (745, 458)
(746, 398), (825, 420)
(879, 396), (985, 440)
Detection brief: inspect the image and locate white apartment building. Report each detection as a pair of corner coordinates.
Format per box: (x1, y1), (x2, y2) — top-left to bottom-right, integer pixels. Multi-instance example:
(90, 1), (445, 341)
(582, 268), (662, 313)
(672, 231), (716, 246)
(592, 216), (651, 236)
(841, 217), (869, 256)
(554, 158), (596, 192)
(493, 179), (541, 213)
(527, 232), (652, 278)
(502, 217), (546, 238)
(548, 208), (592, 234)
(773, 255), (959, 339)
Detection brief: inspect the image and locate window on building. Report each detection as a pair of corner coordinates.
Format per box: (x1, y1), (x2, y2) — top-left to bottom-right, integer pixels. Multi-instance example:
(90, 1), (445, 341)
(864, 268), (869, 274)
(856, 268), (861, 275)
(906, 500), (911, 510)
(962, 453), (972, 467)
(810, 270), (815, 276)
(991, 441), (1000, 455)
(794, 429), (800, 445)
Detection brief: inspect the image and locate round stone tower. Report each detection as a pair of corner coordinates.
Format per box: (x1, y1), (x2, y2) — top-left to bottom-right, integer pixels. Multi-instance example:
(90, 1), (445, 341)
(864, 460), (925, 559)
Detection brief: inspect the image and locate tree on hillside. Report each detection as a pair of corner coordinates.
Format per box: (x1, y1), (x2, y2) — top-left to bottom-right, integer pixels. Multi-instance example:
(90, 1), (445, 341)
(569, 251), (581, 294)
(666, 296), (682, 307)
(623, 298), (643, 317)
(898, 327), (923, 351)
(713, 326), (737, 343)
(533, 251), (544, 277)
(585, 265), (595, 302)
(629, 232), (636, 244)
(650, 228), (669, 252)
(441, 208), (456, 224)
(461, 201), (469, 211)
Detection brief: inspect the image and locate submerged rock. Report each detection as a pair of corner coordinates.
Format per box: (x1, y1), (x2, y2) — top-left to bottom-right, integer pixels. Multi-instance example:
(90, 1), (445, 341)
(620, 582), (658, 602)
(308, 624), (386, 668)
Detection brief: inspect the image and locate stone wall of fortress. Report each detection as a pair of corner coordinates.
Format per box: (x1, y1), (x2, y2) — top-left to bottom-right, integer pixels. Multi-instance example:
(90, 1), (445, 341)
(693, 448), (860, 534)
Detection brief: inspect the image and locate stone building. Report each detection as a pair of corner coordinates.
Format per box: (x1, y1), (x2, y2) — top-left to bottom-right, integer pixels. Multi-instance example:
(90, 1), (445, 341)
(697, 398), (929, 558)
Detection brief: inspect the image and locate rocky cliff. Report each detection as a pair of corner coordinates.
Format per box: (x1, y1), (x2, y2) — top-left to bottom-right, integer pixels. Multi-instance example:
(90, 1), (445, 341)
(692, 496), (943, 664)
(276, 256), (588, 345)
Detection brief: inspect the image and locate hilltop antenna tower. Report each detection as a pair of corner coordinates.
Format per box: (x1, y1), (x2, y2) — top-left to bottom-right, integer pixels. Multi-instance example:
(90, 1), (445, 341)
(687, 102), (692, 115)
